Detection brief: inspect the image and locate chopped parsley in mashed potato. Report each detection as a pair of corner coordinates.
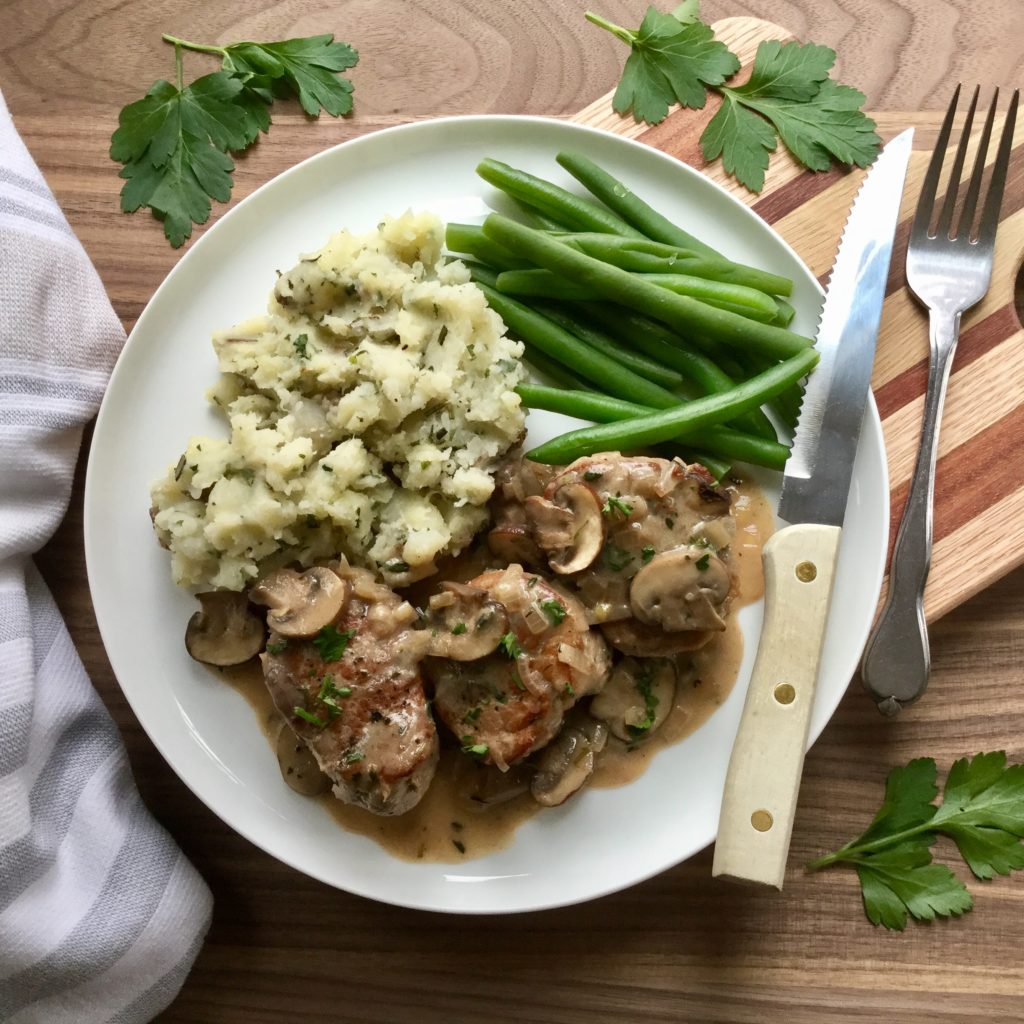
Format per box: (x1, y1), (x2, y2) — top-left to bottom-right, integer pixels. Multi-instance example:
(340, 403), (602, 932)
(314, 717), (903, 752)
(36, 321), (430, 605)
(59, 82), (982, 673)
(151, 211), (526, 591)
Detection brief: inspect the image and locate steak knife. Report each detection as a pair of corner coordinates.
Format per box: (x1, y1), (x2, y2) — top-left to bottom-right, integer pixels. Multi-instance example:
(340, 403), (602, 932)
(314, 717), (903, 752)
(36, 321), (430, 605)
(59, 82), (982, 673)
(712, 130), (914, 889)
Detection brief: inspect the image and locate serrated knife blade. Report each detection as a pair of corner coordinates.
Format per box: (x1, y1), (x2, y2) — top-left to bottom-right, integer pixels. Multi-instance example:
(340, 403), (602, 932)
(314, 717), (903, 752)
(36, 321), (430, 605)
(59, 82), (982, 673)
(713, 131), (913, 889)
(780, 129), (915, 525)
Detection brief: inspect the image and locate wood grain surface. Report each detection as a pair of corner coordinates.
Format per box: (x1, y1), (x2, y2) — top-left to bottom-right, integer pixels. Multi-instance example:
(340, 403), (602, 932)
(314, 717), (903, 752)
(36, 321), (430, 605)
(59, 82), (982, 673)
(4, 1), (1024, 1022)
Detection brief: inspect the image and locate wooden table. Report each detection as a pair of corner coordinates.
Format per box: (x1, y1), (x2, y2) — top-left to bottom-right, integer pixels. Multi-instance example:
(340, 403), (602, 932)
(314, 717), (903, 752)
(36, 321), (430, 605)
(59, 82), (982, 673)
(5, 2), (1024, 1020)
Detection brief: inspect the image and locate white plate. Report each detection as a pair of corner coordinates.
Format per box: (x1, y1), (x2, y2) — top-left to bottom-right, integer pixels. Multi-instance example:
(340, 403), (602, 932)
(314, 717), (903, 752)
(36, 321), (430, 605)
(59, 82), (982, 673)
(85, 115), (888, 914)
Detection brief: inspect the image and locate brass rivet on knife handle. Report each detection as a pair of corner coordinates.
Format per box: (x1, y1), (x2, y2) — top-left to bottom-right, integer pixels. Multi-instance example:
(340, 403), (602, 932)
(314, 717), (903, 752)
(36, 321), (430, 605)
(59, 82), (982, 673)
(712, 523), (841, 889)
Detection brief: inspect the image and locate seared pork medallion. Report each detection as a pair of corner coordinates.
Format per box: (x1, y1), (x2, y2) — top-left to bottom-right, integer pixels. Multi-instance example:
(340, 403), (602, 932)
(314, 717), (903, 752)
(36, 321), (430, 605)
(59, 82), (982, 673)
(427, 565), (611, 770)
(254, 561), (438, 816)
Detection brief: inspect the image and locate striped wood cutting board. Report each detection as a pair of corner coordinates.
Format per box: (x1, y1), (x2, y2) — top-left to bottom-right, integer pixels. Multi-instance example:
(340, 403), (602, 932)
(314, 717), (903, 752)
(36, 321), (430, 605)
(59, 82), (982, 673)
(573, 17), (1024, 623)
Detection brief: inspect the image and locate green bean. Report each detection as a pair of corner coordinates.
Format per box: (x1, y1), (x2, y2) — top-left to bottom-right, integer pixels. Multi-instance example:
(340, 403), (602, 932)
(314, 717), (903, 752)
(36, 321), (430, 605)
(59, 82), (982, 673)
(476, 159), (645, 238)
(556, 150), (723, 260)
(511, 199), (567, 232)
(575, 305), (779, 442)
(636, 275), (780, 323)
(471, 280), (682, 409)
(445, 223), (529, 270)
(772, 297), (796, 327)
(732, 350), (806, 431)
(554, 233), (793, 296)
(525, 348), (819, 463)
(496, 268), (781, 322)
(521, 346), (594, 391)
(494, 269), (593, 301)
(482, 215), (814, 361)
(516, 385), (790, 471)
(531, 305), (685, 389)
(668, 449), (731, 481)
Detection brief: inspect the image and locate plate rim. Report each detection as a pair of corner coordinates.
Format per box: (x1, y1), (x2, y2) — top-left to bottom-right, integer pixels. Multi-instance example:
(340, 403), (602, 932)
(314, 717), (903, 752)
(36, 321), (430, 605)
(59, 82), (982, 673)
(85, 113), (889, 913)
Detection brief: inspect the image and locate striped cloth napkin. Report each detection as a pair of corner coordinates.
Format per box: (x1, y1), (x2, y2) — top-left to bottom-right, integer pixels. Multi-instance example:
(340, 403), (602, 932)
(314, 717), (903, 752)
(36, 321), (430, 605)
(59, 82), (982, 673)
(0, 92), (212, 1022)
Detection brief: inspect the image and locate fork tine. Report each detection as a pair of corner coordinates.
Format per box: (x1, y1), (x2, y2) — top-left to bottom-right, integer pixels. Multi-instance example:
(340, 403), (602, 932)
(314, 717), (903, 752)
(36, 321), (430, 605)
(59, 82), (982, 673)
(976, 88), (1019, 245)
(912, 84), (960, 242)
(956, 88), (999, 241)
(936, 85), (979, 238)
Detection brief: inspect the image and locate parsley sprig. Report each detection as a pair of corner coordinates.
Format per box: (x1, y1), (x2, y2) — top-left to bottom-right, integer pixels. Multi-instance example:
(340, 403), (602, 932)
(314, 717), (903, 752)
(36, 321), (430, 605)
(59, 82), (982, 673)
(587, 4), (879, 192)
(808, 753), (1024, 930)
(110, 32), (358, 247)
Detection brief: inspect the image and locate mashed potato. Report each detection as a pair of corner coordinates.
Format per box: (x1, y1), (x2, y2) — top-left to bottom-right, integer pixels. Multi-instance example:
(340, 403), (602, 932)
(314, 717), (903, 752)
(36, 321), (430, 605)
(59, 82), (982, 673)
(151, 212), (526, 591)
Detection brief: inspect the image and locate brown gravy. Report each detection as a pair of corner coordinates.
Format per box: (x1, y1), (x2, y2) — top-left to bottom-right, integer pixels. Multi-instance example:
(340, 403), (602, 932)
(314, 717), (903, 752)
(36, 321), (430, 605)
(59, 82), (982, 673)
(218, 476), (774, 862)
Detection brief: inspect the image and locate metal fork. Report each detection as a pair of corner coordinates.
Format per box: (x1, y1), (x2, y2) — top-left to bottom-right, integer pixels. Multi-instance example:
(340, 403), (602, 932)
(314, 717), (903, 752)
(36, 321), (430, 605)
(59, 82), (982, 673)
(861, 85), (1019, 716)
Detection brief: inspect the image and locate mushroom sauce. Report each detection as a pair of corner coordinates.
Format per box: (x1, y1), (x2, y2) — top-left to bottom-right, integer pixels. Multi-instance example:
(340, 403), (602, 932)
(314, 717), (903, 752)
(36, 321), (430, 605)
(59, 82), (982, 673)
(218, 474), (774, 863)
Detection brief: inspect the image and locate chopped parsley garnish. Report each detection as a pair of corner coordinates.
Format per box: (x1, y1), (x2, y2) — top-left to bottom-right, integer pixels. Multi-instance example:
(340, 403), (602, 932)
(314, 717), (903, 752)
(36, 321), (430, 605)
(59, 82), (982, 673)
(266, 640), (289, 655)
(540, 599), (567, 625)
(510, 670), (526, 692)
(602, 495), (634, 518)
(564, 682), (575, 698)
(451, 622), (468, 635)
(293, 706), (327, 728)
(628, 667), (660, 737)
(383, 559), (410, 574)
(498, 632), (524, 659)
(604, 543), (634, 572)
(293, 333), (309, 358)
(463, 706), (482, 724)
(460, 736), (489, 757)
(316, 675), (352, 718)
(583, 470), (604, 481)
(312, 624), (356, 662)
(696, 553), (711, 571)
(526, 576), (540, 589)
(641, 544), (656, 564)
(344, 750), (365, 764)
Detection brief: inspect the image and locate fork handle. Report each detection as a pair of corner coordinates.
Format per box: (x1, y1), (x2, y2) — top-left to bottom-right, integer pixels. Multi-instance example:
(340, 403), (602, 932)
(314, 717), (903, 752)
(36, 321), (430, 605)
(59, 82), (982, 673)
(861, 308), (962, 714)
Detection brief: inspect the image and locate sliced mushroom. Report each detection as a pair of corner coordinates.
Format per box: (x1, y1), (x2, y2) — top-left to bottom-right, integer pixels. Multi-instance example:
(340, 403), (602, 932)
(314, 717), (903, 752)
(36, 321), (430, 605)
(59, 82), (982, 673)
(524, 482), (604, 575)
(250, 566), (348, 638)
(487, 522), (543, 567)
(424, 582), (509, 660)
(185, 591), (264, 666)
(275, 723), (331, 796)
(531, 715), (608, 807)
(629, 546), (731, 633)
(462, 761), (533, 807)
(591, 657), (677, 742)
(600, 618), (712, 657)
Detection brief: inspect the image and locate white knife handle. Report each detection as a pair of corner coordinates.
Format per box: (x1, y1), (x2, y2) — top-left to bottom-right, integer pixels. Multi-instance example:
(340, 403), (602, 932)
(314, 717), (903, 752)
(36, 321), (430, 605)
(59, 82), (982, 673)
(712, 522), (841, 889)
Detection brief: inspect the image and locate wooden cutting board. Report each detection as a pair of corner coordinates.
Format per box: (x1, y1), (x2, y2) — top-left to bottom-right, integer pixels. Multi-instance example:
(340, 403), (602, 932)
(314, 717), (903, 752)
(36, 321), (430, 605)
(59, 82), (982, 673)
(573, 17), (1024, 624)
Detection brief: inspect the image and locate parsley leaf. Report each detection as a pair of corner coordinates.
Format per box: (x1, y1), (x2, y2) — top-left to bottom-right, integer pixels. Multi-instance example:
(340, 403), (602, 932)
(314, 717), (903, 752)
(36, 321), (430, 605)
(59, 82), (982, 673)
(627, 665), (660, 736)
(460, 736), (489, 757)
(312, 625), (356, 662)
(111, 33), (357, 247)
(704, 44), (880, 191)
(602, 495), (634, 519)
(222, 35), (358, 117)
(855, 842), (973, 930)
(498, 632), (524, 659)
(588, 6), (739, 126)
(539, 599), (567, 625)
(588, 8), (880, 192)
(808, 753), (1024, 930)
